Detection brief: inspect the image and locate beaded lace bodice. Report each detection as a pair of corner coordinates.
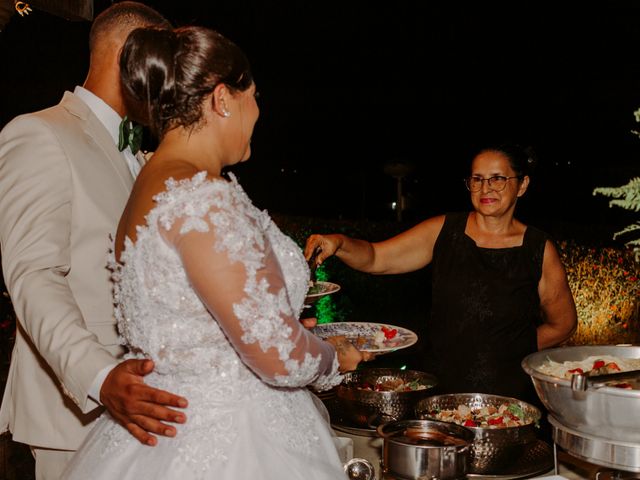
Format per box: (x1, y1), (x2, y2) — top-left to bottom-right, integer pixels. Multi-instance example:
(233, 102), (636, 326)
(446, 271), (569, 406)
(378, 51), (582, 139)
(111, 171), (341, 388)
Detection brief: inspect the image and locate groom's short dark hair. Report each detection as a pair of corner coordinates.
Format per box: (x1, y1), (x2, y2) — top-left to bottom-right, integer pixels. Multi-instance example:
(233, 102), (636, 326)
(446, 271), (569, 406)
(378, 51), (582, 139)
(89, 1), (171, 53)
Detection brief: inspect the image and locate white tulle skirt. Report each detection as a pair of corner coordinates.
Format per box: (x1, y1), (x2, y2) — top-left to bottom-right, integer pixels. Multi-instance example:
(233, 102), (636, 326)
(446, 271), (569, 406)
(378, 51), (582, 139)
(61, 390), (346, 480)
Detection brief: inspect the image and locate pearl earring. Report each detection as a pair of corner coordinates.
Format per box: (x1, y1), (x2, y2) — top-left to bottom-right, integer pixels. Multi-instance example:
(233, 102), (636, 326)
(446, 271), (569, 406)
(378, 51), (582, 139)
(223, 110), (231, 118)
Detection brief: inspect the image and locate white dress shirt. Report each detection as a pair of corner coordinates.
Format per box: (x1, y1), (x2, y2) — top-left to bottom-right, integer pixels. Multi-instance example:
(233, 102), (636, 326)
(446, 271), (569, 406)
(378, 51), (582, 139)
(73, 86), (142, 178)
(73, 85), (140, 404)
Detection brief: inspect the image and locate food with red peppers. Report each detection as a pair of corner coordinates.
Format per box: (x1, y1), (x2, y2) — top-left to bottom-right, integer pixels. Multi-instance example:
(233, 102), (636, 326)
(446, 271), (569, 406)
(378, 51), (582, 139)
(426, 402), (534, 428)
(353, 325), (401, 350)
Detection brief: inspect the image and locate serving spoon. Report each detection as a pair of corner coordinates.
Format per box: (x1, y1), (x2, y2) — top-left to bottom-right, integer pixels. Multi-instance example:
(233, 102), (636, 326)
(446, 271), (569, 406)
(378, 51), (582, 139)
(307, 247), (321, 284)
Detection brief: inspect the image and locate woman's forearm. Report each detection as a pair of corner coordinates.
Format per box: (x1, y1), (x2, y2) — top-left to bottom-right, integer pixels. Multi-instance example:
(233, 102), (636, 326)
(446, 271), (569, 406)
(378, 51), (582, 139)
(333, 234), (379, 273)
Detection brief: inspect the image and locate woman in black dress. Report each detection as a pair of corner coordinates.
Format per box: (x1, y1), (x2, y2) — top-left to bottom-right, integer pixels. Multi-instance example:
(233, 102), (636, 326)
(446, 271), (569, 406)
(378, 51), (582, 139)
(304, 144), (577, 404)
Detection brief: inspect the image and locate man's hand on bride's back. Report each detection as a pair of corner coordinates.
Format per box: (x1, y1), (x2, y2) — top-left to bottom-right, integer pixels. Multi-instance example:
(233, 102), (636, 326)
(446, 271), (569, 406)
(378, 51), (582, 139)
(100, 359), (189, 446)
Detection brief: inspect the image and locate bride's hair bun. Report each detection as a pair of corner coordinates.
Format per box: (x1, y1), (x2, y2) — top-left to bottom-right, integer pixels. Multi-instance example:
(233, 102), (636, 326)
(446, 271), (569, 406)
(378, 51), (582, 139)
(119, 28), (180, 134)
(120, 26), (253, 138)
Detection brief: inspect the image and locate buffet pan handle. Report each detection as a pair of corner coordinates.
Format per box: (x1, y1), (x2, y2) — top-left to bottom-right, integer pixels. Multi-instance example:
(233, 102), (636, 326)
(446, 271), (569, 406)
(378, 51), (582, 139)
(570, 369), (640, 391)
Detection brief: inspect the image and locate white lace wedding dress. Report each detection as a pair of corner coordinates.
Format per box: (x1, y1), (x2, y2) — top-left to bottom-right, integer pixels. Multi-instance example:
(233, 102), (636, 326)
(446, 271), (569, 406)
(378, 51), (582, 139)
(62, 172), (346, 480)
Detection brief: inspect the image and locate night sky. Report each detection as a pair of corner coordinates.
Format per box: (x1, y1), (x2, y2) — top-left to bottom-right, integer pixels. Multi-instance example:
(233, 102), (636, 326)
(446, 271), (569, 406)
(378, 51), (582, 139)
(1, 0), (640, 239)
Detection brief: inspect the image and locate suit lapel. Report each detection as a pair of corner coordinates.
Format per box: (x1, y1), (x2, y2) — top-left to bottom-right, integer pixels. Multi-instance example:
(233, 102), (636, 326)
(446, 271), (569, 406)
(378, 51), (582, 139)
(60, 92), (134, 194)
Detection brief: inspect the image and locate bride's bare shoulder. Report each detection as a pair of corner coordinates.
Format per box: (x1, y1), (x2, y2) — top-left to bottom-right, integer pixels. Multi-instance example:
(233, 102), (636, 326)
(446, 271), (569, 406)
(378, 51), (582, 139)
(138, 160), (199, 188)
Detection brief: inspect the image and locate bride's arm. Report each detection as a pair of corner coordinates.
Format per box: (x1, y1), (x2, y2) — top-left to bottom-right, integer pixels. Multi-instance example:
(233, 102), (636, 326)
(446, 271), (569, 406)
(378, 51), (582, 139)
(159, 202), (348, 390)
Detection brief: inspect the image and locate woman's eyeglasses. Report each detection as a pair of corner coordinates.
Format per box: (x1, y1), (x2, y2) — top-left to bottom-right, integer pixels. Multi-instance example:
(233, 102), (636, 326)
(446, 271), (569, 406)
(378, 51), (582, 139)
(464, 175), (522, 192)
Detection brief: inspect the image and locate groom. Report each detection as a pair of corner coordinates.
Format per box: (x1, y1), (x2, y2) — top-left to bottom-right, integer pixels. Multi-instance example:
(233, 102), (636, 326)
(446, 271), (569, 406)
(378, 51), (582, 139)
(0, 3), (188, 478)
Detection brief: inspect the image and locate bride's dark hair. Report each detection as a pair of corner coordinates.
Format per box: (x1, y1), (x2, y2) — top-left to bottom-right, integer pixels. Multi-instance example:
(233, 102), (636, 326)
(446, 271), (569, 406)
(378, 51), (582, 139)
(120, 26), (253, 138)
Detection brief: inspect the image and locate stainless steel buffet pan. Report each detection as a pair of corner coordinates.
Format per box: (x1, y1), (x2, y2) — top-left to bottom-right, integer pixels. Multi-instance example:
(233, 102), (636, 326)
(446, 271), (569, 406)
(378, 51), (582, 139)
(336, 368), (438, 428)
(522, 345), (640, 442)
(415, 393), (541, 475)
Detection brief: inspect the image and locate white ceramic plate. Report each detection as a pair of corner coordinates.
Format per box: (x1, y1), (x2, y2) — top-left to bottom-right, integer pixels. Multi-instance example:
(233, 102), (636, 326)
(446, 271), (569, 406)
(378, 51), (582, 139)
(305, 281), (341, 301)
(311, 321), (418, 353)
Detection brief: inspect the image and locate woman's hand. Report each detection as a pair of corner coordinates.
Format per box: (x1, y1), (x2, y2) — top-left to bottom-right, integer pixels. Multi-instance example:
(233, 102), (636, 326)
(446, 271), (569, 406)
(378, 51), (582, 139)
(304, 234), (343, 267)
(325, 335), (373, 372)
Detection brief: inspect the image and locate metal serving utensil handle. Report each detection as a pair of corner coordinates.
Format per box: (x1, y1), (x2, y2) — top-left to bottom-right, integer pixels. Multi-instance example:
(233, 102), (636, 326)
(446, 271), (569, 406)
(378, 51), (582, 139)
(308, 247), (321, 283)
(571, 369), (640, 391)
(570, 373), (588, 391)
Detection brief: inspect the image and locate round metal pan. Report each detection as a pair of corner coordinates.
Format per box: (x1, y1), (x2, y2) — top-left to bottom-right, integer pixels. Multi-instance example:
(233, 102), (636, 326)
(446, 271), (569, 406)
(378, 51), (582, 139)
(522, 345), (640, 442)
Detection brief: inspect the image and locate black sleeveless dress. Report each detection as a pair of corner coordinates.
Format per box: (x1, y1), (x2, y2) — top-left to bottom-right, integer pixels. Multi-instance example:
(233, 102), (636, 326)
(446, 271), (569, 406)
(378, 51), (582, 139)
(424, 212), (548, 405)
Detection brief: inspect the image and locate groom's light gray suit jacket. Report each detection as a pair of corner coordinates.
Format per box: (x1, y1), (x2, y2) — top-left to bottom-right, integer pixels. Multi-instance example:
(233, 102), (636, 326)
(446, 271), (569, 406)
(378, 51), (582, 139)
(0, 91), (134, 449)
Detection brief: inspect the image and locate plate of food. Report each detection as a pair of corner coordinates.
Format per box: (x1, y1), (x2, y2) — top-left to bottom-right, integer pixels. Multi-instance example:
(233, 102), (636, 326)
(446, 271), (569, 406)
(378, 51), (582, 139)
(305, 281), (341, 303)
(311, 321), (418, 353)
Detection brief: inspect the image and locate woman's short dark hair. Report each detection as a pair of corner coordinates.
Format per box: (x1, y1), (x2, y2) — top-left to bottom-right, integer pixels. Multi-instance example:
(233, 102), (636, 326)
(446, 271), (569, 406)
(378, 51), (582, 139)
(477, 144), (538, 177)
(120, 26), (253, 138)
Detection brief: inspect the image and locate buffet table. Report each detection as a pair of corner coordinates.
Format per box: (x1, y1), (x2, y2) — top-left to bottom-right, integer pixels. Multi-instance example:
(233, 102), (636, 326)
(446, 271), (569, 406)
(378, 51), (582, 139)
(333, 431), (619, 480)
(332, 421), (556, 479)
(324, 344), (640, 480)
(331, 409), (638, 479)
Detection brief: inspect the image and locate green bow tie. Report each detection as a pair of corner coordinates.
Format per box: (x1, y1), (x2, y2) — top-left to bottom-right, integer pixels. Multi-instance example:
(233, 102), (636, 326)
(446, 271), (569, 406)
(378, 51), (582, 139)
(118, 116), (143, 155)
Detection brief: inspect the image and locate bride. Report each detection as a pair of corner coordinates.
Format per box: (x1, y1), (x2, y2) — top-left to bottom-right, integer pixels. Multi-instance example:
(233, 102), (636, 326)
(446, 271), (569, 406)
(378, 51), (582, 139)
(62, 25), (367, 479)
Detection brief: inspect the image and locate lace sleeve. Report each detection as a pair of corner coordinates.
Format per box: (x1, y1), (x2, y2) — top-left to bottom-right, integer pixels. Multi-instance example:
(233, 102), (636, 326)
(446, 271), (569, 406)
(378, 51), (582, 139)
(157, 179), (341, 389)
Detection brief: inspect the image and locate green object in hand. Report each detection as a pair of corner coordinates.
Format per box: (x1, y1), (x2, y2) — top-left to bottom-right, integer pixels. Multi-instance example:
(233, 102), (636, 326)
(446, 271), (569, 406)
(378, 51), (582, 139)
(118, 116), (143, 155)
